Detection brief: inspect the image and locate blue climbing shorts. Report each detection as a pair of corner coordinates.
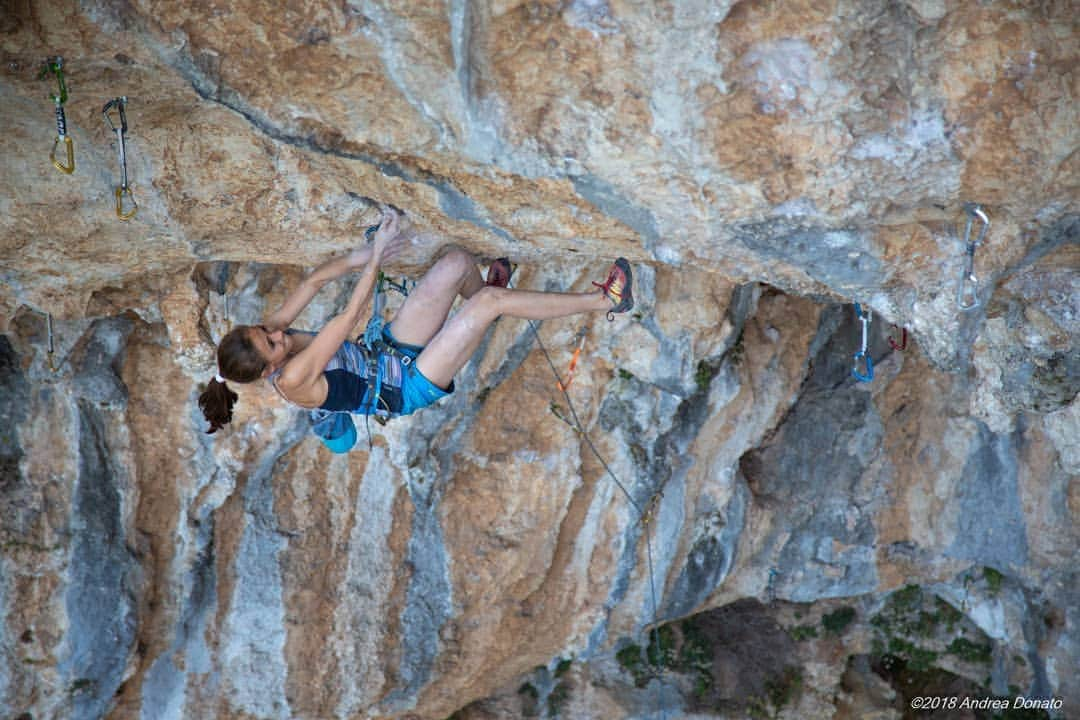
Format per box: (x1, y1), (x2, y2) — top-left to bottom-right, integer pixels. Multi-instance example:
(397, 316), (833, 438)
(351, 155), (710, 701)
(383, 324), (454, 416)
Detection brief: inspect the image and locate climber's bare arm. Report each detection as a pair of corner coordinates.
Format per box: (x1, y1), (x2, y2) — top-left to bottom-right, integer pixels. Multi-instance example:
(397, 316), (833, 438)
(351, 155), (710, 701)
(262, 213), (406, 331)
(275, 212), (403, 404)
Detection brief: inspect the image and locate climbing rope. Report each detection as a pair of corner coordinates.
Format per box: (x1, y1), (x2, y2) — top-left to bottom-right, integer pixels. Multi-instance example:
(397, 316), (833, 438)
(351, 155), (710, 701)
(523, 315), (668, 718)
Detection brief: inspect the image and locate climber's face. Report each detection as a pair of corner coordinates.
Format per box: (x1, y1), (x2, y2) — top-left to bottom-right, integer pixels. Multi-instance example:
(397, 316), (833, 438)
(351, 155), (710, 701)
(249, 325), (289, 375)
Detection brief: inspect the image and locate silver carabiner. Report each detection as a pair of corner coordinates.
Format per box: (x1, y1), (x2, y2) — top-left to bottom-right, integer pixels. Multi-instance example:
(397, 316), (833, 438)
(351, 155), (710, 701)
(957, 204), (989, 310)
(103, 97), (138, 220)
(852, 303), (874, 382)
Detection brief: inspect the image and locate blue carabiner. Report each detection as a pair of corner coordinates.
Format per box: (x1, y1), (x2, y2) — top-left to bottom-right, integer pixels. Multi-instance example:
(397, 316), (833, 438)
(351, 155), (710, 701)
(852, 350), (874, 382)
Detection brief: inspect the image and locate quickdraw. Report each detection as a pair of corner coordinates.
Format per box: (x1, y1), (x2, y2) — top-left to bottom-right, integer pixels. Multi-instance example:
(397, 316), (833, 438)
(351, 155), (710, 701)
(852, 302), (874, 382)
(42, 57), (75, 174)
(961, 573), (974, 614)
(214, 263), (231, 324)
(103, 97), (138, 220)
(766, 567), (780, 602)
(45, 311), (55, 371)
(24, 307), (57, 371)
(556, 329), (587, 392)
(360, 273), (402, 426)
(957, 204), (990, 311)
(640, 490), (664, 526)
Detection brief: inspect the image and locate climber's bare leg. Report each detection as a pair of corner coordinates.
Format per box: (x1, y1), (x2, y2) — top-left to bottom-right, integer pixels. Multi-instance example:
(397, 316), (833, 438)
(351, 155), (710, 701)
(387, 246), (485, 348)
(416, 286), (609, 389)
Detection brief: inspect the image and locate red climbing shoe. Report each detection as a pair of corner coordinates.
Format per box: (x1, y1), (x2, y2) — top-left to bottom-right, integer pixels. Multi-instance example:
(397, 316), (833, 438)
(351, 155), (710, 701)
(486, 257), (515, 288)
(593, 258), (634, 320)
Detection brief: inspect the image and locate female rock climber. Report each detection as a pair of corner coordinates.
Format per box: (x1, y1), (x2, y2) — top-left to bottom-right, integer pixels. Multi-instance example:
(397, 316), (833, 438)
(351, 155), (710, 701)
(198, 207), (634, 451)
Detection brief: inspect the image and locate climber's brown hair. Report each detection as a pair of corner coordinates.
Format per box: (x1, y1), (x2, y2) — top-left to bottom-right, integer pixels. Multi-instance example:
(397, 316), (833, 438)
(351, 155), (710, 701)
(198, 325), (269, 434)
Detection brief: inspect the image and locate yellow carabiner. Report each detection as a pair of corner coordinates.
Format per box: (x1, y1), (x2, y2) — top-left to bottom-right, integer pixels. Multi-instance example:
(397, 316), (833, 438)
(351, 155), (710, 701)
(51, 134), (75, 174)
(115, 185), (138, 221)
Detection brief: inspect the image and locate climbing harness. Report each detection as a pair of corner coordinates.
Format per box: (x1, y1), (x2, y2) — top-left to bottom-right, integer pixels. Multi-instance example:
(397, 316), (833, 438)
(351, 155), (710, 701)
(103, 97), (138, 220)
(42, 57), (75, 174)
(312, 220), (418, 451)
(956, 204), (990, 311)
(852, 303), (874, 383)
(556, 329), (587, 392)
(357, 221), (416, 440)
(888, 324), (907, 351)
(359, 270), (411, 424)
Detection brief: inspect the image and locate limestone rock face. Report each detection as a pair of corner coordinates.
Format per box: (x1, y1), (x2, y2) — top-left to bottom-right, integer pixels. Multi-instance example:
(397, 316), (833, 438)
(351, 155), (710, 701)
(0, 2), (1076, 719)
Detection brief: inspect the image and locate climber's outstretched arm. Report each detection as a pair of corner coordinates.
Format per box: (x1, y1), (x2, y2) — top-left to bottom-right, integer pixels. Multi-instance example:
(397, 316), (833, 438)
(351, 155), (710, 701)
(275, 212), (403, 402)
(262, 213), (406, 331)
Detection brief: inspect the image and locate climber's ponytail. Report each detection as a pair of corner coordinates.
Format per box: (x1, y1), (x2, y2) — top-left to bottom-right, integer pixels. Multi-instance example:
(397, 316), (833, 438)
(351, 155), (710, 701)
(198, 325), (268, 434)
(199, 377), (239, 434)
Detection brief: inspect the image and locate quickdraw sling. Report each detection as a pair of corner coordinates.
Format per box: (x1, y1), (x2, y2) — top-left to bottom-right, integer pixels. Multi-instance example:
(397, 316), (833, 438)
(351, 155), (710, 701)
(358, 269), (413, 422)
